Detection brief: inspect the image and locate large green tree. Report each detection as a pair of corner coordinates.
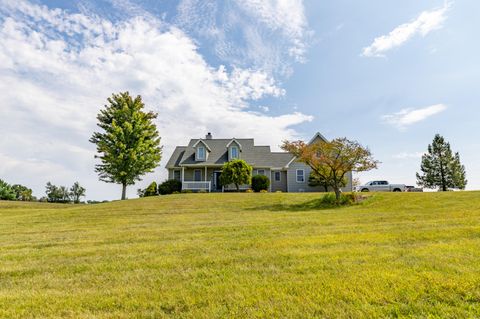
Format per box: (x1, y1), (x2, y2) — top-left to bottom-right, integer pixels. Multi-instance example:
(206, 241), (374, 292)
(220, 159), (252, 192)
(282, 137), (378, 201)
(416, 134), (467, 191)
(90, 92), (162, 200)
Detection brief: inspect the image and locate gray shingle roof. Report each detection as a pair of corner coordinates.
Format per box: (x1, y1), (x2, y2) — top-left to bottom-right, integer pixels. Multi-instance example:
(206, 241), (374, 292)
(165, 146), (186, 168)
(165, 138), (295, 169)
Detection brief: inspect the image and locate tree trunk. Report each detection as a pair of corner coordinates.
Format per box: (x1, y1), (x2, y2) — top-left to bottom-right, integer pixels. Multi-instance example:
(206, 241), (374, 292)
(333, 185), (341, 203)
(438, 150), (447, 191)
(235, 183), (239, 192)
(121, 183), (127, 200)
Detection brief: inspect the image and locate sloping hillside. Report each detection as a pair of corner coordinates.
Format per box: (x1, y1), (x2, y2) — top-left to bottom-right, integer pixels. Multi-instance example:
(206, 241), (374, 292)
(1, 192), (479, 318)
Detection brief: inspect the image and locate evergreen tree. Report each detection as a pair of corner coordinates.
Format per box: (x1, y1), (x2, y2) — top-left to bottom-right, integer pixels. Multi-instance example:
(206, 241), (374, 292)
(220, 159), (252, 192)
(416, 134), (467, 191)
(90, 92), (162, 200)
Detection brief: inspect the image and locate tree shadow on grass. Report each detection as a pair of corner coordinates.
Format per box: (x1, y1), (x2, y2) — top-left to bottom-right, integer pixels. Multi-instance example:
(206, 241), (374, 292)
(246, 198), (353, 212)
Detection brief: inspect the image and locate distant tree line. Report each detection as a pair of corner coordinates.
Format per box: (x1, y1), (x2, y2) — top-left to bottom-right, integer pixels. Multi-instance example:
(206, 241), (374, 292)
(0, 179), (35, 201)
(44, 182), (86, 203)
(0, 179), (86, 204)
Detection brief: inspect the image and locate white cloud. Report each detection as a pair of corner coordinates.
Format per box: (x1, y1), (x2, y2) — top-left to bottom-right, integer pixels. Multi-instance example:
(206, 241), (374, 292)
(0, 0), (312, 200)
(382, 104), (447, 130)
(362, 3), (450, 57)
(239, 0), (308, 61)
(175, 0), (310, 74)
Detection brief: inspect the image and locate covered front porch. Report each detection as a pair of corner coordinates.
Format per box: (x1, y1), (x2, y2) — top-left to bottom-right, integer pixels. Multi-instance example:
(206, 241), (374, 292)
(179, 166), (251, 192)
(179, 166), (222, 192)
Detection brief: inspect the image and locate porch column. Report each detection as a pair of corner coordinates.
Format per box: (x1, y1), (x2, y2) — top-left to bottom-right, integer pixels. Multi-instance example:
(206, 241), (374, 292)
(205, 166), (208, 192)
(269, 171), (272, 192)
(181, 167), (185, 183)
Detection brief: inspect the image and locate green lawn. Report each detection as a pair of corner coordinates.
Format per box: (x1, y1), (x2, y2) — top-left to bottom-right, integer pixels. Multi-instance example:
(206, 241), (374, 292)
(1, 192), (480, 318)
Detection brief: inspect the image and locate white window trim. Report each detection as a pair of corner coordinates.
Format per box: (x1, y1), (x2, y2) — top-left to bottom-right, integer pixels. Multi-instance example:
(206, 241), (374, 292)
(197, 146), (205, 161)
(173, 169), (181, 181)
(230, 146), (239, 159)
(257, 169), (265, 176)
(274, 171), (281, 182)
(194, 169), (202, 181)
(296, 169), (305, 183)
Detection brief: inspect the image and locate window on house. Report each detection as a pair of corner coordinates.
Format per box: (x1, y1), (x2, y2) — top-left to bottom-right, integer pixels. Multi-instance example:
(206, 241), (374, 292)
(257, 169), (265, 176)
(194, 169), (202, 181)
(197, 146), (205, 160)
(274, 171), (281, 182)
(231, 146), (239, 159)
(296, 169), (305, 183)
(173, 170), (181, 181)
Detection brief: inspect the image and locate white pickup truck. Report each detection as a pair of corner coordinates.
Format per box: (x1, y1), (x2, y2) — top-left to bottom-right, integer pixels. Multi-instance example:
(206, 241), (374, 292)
(357, 181), (406, 192)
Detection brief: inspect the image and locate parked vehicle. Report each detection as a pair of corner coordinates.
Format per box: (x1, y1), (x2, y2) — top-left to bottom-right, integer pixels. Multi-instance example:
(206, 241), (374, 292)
(356, 181), (406, 192)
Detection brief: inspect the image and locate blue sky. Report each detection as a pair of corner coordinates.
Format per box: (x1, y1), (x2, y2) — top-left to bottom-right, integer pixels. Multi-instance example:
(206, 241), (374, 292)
(0, 0), (478, 200)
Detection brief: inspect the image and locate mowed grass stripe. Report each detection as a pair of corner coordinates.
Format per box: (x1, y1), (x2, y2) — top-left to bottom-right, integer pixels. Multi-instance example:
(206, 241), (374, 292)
(0, 192), (479, 318)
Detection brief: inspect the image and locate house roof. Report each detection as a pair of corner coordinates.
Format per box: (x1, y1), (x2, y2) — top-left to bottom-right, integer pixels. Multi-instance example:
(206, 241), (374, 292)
(165, 132), (328, 169)
(165, 138), (295, 169)
(165, 146), (186, 168)
(308, 132), (328, 145)
(226, 138), (242, 150)
(192, 139), (212, 152)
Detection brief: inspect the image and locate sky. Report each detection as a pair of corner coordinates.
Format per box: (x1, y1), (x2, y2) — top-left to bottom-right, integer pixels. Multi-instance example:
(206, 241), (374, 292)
(0, 0), (479, 200)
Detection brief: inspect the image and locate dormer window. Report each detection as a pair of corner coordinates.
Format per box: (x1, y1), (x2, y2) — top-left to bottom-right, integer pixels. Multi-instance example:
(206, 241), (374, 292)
(197, 146), (206, 160)
(226, 139), (242, 161)
(231, 146), (239, 159)
(193, 139), (211, 161)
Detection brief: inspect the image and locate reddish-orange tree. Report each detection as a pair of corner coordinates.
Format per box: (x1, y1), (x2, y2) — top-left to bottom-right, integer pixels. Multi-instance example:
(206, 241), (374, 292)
(282, 137), (378, 201)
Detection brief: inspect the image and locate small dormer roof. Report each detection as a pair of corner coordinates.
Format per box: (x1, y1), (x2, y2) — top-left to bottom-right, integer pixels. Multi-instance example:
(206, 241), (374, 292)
(192, 139), (212, 152)
(226, 138), (242, 150)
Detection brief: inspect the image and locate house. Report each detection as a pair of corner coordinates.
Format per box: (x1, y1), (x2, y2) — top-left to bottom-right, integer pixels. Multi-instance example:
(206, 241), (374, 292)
(165, 132), (353, 192)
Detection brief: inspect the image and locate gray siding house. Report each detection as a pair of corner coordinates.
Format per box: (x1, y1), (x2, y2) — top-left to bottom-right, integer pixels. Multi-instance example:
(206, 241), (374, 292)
(165, 132), (353, 192)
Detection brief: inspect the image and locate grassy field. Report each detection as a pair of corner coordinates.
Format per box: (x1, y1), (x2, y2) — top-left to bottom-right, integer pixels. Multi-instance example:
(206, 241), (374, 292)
(1, 192), (480, 318)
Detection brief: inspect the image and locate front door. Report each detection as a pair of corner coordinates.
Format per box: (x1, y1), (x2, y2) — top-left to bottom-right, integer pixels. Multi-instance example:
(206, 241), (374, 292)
(213, 171), (222, 191)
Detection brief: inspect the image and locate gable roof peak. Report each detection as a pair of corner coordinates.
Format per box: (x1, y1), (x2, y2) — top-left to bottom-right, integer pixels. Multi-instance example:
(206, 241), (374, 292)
(226, 138), (242, 150)
(192, 139), (212, 152)
(308, 132), (328, 145)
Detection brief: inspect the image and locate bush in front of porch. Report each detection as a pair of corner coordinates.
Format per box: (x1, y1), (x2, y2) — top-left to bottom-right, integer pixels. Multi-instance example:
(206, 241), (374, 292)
(252, 175), (270, 192)
(158, 180), (182, 195)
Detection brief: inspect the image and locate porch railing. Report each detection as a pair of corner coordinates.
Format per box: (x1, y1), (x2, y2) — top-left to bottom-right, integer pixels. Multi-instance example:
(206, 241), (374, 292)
(182, 181), (211, 192)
